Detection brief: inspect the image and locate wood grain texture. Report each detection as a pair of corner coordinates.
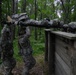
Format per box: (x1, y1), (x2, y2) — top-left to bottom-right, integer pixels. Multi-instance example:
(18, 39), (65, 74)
(51, 31), (76, 40)
(55, 52), (71, 75)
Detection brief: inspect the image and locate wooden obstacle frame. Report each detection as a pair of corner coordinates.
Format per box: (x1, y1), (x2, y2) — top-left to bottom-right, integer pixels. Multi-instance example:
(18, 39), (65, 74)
(45, 29), (76, 75)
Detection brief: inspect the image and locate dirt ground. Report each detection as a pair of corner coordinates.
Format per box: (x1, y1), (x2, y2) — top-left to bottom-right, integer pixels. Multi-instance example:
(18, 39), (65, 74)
(0, 54), (48, 75)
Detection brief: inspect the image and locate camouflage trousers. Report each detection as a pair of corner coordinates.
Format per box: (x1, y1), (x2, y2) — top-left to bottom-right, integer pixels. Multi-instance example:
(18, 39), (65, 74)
(0, 58), (16, 75)
(22, 54), (36, 75)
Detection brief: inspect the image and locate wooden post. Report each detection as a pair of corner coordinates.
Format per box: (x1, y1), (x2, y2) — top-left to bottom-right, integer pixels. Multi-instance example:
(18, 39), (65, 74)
(45, 29), (55, 75)
(71, 40), (76, 75)
(45, 30), (48, 61)
(48, 31), (55, 75)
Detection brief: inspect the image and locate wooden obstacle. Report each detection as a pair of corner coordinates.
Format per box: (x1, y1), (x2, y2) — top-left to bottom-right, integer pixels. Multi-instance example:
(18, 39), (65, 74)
(45, 29), (76, 75)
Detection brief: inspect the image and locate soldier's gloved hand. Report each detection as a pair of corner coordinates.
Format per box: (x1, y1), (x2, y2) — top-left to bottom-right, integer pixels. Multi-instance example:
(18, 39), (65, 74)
(17, 21), (27, 27)
(41, 19), (50, 28)
(52, 19), (61, 27)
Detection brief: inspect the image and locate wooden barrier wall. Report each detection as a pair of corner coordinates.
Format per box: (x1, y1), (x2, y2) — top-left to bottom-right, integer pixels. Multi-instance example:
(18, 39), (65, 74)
(45, 29), (76, 75)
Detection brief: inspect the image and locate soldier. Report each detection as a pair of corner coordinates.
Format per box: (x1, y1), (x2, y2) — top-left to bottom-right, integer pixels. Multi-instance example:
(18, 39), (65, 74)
(12, 13), (36, 75)
(0, 24), (16, 75)
(18, 25), (26, 55)
(4, 14), (36, 75)
(19, 26), (36, 75)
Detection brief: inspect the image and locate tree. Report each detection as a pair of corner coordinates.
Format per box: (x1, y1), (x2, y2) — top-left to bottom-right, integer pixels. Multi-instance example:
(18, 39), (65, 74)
(22, 0), (26, 12)
(0, 0), (2, 35)
(59, 0), (74, 23)
(11, 0), (18, 40)
(12, 0), (18, 14)
(71, 0), (76, 21)
(0, 0), (2, 25)
(34, 0), (38, 40)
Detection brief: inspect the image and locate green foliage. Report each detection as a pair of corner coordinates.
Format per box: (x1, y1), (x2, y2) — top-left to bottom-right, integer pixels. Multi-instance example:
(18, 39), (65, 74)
(1, 0), (76, 23)
(13, 38), (22, 62)
(30, 36), (45, 56)
(30, 29), (45, 56)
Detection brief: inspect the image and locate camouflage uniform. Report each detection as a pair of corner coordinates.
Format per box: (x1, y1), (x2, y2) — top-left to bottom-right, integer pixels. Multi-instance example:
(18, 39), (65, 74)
(0, 37), (2, 63)
(0, 25), (16, 75)
(18, 25), (26, 55)
(18, 27), (36, 75)
(11, 13), (36, 75)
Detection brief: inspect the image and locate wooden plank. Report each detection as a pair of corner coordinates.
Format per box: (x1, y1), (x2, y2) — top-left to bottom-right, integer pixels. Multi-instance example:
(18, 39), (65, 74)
(74, 41), (76, 49)
(56, 38), (70, 57)
(55, 62), (62, 75)
(56, 43), (71, 67)
(50, 31), (76, 40)
(56, 35), (69, 44)
(56, 37), (69, 47)
(45, 30), (76, 40)
(55, 53), (71, 75)
(55, 59), (67, 75)
(55, 58), (68, 75)
(56, 37), (71, 57)
(56, 38), (72, 56)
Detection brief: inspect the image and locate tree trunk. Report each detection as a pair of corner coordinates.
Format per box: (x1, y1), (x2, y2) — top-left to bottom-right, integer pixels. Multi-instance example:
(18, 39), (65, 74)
(21, 0), (26, 12)
(12, 0), (15, 14)
(12, 0), (18, 14)
(73, 1), (76, 21)
(60, 0), (67, 23)
(0, 0), (2, 35)
(34, 0), (38, 40)
(60, 0), (71, 23)
(11, 0), (18, 40)
(0, 0), (2, 25)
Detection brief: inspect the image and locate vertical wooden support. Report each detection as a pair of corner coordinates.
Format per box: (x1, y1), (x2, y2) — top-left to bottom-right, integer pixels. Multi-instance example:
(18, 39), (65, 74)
(45, 29), (55, 75)
(45, 30), (48, 61)
(72, 48), (76, 75)
(71, 40), (76, 75)
(48, 31), (55, 75)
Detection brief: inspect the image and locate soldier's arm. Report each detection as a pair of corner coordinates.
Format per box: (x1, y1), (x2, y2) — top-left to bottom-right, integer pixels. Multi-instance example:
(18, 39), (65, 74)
(23, 27), (30, 38)
(21, 27), (30, 42)
(19, 19), (62, 28)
